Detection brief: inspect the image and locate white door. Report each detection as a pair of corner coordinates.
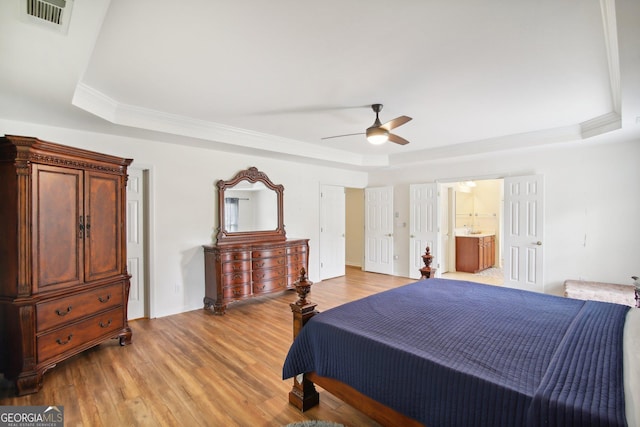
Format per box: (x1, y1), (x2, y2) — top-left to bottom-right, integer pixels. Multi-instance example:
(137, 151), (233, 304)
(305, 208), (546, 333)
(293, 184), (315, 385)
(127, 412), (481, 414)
(364, 186), (394, 275)
(126, 168), (147, 319)
(320, 185), (346, 279)
(409, 183), (438, 279)
(503, 174), (544, 292)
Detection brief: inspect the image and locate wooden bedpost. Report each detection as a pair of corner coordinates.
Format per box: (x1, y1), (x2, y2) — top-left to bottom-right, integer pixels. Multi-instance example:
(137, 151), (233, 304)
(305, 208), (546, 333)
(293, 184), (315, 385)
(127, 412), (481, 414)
(420, 246), (436, 279)
(289, 268), (320, 411)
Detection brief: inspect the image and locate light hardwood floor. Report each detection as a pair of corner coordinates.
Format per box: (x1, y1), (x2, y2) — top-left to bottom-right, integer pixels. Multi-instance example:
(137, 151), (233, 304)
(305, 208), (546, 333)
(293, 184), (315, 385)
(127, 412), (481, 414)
(0, 268), (416, 427)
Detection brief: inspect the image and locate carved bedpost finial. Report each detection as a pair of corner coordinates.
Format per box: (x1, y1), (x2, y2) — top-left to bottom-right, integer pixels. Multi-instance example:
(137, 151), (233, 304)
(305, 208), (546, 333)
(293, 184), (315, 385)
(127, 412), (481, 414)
(294, 268), (313, 306)
(420, 246), (436, 280)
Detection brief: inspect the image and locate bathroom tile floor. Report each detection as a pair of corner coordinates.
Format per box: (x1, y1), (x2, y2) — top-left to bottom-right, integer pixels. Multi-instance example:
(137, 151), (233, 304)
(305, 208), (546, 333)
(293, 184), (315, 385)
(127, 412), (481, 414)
(441, 270), (504, 286)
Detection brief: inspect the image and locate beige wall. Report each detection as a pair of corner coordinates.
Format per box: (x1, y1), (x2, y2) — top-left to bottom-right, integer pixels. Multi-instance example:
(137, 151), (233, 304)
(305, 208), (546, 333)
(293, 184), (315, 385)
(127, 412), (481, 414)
(345, 188), (364, 267)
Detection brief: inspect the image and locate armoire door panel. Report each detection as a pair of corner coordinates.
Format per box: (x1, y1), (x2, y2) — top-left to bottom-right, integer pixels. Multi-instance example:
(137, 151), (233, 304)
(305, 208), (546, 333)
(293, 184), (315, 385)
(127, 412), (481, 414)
(84, 172), (122, 282)
(32, 165), (84, 292)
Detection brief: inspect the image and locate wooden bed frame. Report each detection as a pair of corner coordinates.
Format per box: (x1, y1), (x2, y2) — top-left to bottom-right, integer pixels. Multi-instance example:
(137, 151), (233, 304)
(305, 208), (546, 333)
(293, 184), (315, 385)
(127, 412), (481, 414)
(287, 270), (423, 427)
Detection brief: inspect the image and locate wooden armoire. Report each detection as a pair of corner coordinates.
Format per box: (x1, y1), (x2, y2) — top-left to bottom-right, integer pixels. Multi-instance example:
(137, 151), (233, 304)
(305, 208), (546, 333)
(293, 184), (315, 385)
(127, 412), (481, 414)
(0, 135), (133, 395)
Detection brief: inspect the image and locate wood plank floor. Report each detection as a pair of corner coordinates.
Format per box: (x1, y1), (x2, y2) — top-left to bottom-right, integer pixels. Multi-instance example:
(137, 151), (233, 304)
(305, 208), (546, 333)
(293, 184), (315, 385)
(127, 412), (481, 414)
(0, 267), (414, 427)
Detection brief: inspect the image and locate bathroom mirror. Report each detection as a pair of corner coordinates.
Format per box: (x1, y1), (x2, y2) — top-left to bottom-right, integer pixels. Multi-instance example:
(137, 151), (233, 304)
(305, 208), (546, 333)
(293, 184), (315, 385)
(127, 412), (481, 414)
(216, 167), (285, 245)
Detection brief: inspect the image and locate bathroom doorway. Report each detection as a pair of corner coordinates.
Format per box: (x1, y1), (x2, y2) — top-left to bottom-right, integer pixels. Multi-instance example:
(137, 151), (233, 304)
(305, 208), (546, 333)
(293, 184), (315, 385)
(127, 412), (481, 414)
(440, 178), (504, 286)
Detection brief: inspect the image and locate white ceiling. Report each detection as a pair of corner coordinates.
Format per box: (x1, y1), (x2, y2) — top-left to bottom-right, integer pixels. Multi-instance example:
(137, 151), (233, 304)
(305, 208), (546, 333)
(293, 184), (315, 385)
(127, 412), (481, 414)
(1, 0), (639, 169)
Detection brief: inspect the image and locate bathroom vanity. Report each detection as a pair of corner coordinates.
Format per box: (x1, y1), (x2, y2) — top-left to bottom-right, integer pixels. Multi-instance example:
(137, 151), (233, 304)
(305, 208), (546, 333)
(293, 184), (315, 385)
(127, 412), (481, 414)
(455, 234), (495, 273)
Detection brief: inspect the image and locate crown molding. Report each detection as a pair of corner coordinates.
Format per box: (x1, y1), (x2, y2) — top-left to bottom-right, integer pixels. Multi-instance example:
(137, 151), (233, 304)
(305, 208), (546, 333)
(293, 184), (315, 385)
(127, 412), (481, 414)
(72, 82), (387, 167)
(580, 111), (621, 138)
(388, 124), (583, 167)
(600, 0), (621, 113)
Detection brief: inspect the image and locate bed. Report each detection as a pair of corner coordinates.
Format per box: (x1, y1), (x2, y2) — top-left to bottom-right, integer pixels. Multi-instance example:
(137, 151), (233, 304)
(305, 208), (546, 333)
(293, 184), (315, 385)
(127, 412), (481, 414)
(283, 277), (640, 427)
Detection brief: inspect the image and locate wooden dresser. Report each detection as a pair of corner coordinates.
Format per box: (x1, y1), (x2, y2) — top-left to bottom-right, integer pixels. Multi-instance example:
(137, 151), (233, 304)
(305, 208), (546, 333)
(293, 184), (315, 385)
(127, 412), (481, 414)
(204, 167), (309, 314)
(203, 239), (309, 314)
(0, 135), (133, 395)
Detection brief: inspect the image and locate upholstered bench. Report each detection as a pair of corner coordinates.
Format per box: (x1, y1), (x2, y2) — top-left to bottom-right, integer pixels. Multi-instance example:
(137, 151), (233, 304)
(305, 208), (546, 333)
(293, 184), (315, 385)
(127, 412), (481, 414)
(564, 279), (636, 307)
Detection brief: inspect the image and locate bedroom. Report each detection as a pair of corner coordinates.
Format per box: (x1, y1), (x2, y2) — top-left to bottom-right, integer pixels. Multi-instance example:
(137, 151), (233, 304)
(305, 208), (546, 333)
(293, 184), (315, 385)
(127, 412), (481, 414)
(1, 0), (639, 424)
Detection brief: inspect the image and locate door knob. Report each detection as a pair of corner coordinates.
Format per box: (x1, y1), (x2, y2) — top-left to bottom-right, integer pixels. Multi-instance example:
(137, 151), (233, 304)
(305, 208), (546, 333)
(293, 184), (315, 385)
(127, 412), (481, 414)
(533, 241), (542, 246)
(387, 233), (393, 237)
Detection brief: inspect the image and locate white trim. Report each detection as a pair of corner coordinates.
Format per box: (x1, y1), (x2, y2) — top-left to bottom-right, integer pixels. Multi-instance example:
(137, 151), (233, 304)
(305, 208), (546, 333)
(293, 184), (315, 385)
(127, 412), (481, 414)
(72, 83), (385, 168)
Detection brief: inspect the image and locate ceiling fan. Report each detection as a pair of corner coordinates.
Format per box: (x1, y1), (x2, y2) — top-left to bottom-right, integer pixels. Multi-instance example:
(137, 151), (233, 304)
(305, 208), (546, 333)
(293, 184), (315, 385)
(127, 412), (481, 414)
(322, 104), (412, 145)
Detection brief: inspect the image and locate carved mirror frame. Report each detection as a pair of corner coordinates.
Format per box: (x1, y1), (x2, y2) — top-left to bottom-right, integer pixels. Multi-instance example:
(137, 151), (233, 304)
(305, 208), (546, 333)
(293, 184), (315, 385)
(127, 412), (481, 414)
(216, 167), (286, 245)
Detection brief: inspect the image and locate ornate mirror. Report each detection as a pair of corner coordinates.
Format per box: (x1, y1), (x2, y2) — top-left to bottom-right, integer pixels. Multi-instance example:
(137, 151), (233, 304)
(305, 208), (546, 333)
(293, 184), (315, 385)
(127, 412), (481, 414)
(216, 167), (286, 245)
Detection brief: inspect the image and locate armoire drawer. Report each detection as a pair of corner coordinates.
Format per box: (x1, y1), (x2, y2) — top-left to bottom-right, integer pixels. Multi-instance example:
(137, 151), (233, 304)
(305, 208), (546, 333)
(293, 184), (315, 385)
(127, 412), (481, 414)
(37, 283), (124, 332)
(37, 307), (124, 363)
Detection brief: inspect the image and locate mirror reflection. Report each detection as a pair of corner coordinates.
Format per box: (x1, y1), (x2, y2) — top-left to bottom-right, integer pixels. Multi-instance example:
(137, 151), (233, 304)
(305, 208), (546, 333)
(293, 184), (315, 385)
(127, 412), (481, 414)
(224, 181), (278, 232)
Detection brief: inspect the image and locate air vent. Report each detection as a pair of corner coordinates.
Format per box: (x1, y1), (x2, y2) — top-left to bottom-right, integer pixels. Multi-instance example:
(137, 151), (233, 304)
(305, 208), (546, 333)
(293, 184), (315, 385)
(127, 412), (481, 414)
(21, 0), (73, 34)
(27, 0), (65, 24)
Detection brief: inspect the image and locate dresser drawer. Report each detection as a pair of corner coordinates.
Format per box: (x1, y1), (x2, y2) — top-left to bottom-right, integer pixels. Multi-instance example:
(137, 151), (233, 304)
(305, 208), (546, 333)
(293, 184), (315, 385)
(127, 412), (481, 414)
(253, 278), (287, 294)
(37, 307), (124, 363)
(37, 283), (124, 332)
(287, 263), (307, 276)
(252, 248), (285, 258)
(222, 284), (252, 299)
(252, 266), (285, 282)
(219, 251), (251, 262)
(222, 271), (250, 286)
(252, 256), (285, 269)
(286, 245), (307, 254)
(286, 252), (307, 264)
(221, 260), (251, 274)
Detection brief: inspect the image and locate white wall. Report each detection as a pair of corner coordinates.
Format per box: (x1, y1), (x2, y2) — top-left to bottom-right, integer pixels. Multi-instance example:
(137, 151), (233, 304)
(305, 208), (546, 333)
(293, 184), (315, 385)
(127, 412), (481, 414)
(1, 119), (368, 317)
(368, 139), (640, 295)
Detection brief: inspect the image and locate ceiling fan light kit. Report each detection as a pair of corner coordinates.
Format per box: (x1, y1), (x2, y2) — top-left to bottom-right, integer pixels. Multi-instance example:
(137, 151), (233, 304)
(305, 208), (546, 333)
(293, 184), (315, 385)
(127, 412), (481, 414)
(366, 126), (389, 145)
(322, 103), (412, 146)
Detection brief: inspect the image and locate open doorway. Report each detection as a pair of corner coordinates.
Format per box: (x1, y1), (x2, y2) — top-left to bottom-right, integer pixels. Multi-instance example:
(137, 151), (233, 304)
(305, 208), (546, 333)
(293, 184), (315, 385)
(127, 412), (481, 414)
(440, 179), (504, 286)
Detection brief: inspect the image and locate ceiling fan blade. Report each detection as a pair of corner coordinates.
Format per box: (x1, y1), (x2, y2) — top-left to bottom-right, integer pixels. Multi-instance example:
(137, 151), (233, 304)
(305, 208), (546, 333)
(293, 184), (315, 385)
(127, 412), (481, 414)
(388, 133), (410, 145)
(380, 115), (412, 131)
(321, 132), (365, 140)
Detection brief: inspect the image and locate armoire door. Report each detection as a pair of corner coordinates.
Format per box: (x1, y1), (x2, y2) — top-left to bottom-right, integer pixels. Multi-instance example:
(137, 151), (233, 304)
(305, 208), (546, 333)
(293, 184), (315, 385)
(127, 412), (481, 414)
(32, 164), (84, 292)
(84, 171), (123, 282)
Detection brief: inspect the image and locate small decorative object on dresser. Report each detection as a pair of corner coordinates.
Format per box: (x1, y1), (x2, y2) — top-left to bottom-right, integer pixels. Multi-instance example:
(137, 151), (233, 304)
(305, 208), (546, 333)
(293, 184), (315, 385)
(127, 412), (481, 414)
(203, 167), (309, 314)
(0, 135), (133, 395)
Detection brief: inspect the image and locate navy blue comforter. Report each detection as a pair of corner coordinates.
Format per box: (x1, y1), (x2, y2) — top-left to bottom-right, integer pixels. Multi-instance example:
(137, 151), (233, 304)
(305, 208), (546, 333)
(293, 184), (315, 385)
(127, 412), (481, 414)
(282, 279), (630, 426)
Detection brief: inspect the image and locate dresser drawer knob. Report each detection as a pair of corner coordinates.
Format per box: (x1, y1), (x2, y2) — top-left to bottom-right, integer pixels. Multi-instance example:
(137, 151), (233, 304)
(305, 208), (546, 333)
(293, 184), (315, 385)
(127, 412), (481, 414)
(99, 319), (112, 328)
(55, 306), (72, 316)
(56, 334), (73, 345)
(98, 294), (112, 303)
